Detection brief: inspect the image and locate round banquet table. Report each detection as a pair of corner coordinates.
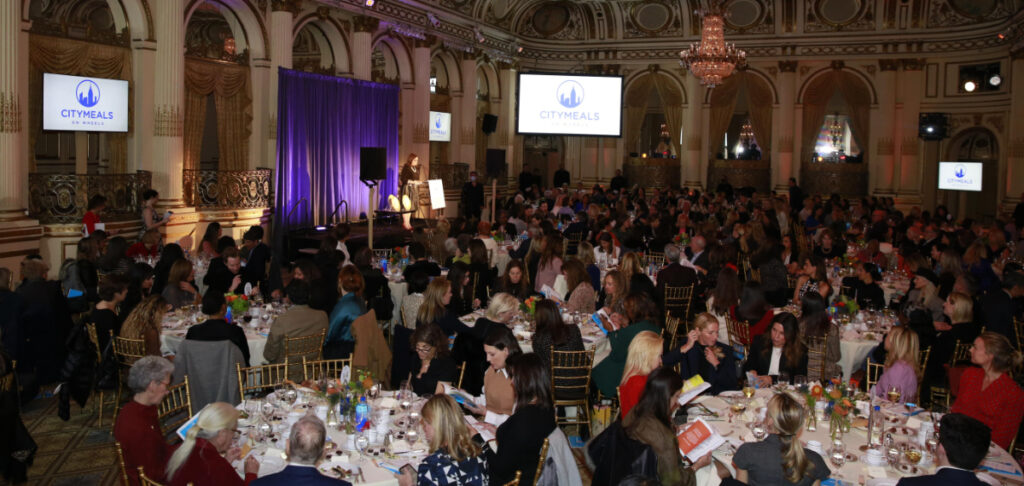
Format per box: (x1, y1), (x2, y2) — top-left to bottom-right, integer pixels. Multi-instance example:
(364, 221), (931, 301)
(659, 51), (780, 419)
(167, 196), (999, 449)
(159, 305), (281, 365)
(457, 309), (612, 366)
(773, 305), (895, 380)
(686, 388), (1023, 486)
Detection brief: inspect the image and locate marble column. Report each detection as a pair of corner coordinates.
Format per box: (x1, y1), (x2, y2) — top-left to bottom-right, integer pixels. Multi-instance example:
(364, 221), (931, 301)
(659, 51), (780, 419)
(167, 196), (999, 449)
(457, 51), (478, 166)
(872, 60), (898, 195)
(250, 59), (270, 169)
(266, 2), (296, 174)
(496, 63), (518, 184)
(1004, 52), (1024, 211)
(150, 0), (185, 206)
(774, 61), (797, 192)
(411, 37), (433, 175)
(683, 73), (704, 189)
(350, 16), (378, 81)
(131, 39), (156, 172)
(0, 1), (28, 219)
(896, 59), (925, 205)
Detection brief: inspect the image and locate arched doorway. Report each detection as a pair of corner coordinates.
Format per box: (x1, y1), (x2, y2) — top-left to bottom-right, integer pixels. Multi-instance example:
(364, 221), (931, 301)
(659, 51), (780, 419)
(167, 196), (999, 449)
(943, 128), (999, 219)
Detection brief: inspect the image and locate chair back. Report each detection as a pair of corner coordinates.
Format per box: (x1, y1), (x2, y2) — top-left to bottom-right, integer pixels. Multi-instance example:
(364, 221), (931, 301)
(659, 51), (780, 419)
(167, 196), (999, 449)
(663, 284), (694, 319)
(503, 471), (522, 486)
(663, 315), (682, 349)
(533, 438), (550, 486)
(951, 340), (971, 366)
(84, 322), (103, 364)
(112, 333), (147, 367)
(303, 357), (352, 382)
(158, 375), (193, 436)
(1015, 319), (1024, 351)
(549, 349), (594, 402)
(565, 232), (584, 256)
(114, 441), (130, 486)
(237, 362), (289, 402)
(645, 251), (665, 267)
(805, 334), (830, 382)
(283, 329), (327, 380)
(456, 362), (466, 389)
(866, 359), (884, 391)
(725, 317), (750, 357)
(137, 466), (174, 486)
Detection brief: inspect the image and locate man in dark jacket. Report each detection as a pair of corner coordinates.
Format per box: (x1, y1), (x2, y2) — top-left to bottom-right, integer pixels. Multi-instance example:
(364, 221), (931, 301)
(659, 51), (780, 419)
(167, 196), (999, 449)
(979, 271), (1024, 340)
(553, 164), (570, 188)
(16, 259), (73, 391)
(609, 169), (627, 193)
(241, 226), (271, 292)
(461, 171), (485, 221)
(656, 244), (698, 309)
(205, 246), (244, 295)
(186, 292), (250, 366)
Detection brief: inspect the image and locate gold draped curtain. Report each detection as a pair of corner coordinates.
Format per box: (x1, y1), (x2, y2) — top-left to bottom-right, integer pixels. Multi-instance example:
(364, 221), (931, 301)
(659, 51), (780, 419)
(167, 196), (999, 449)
(801, 70), (871, 162)
(708, 71), (774, 157)
(650, 74), (684, 158)
(624, 75), (654, 149)
(183, 58), (252, 171)
(28, 34), (132, 172)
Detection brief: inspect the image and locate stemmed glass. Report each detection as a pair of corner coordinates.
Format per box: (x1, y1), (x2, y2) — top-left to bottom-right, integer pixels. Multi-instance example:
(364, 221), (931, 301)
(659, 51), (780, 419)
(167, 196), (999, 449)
(830, 439), (846, 468)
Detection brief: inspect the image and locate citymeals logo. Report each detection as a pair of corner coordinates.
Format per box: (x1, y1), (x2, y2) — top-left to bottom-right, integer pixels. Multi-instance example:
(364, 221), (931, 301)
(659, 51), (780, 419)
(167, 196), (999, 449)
(954, 165), (966, 178)
(434, 113), (443, 129)
(76, 80), (100, 107)
(946, 164), (975, 186)
(539, 79), (599, 122)
(60, 78), (114, 122)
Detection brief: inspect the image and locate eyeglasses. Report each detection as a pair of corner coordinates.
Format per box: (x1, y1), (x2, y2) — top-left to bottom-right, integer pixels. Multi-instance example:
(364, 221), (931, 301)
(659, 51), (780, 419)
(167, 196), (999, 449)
(415, 345), (434, 353)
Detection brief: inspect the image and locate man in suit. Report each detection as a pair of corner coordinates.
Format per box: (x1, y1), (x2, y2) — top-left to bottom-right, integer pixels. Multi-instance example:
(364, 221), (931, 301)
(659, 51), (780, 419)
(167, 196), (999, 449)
(205, 246), (244, 295)
(656, 244), (697, 308)
(252, 415), (351, 486)
(241, 226), (270, 292)
(878, 413), (991, 486)
(460, 171), (485, 221)
(263, 281), (328, 366)
(185, 292), (250, 366)
(402, 242), (441, 279)
(978, 271), (1024, 341)
(686, 236), (710, 275)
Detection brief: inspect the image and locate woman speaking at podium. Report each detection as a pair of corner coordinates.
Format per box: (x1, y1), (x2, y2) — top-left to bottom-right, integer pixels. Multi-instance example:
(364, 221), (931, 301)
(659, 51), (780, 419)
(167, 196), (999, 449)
(397, 153), (421, 230)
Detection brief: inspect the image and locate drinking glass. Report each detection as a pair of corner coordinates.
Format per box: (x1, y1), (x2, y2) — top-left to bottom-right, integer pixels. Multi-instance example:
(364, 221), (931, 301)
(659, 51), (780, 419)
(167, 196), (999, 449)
(904, 446), (923, 465)
(751, 420), (767, 440)
(830, 440), (847, 468)
(794, 375), (807, 387)
(887, 386), (901, 403)
(354, 433), (370, 459)
(778, 371), (790, 385)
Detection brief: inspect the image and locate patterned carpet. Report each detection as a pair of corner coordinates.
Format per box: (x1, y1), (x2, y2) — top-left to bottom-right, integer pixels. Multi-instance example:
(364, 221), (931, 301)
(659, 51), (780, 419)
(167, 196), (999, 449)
(19, 392), (121, 486)
(14, 391), (594, 486)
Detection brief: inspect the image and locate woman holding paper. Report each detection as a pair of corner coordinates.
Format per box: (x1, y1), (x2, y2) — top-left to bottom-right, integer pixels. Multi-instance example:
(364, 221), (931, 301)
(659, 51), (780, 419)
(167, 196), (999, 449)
(455, 325), (521, 426)
(663, 313), (738, 395)
(733, 392), (830, 486)
(138, 189), (168, 240)
(165, 402), (259, 486)
(398, 394), (488, 486)
(591, 293), (661, 397)
(622, 367), (711, 486)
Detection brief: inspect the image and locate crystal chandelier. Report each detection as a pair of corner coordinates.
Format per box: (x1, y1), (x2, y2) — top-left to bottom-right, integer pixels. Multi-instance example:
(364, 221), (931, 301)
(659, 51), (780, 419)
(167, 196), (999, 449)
(828, 113), (843, 151)
(738, 120), (755, 146)
(679, 3), (746, 89)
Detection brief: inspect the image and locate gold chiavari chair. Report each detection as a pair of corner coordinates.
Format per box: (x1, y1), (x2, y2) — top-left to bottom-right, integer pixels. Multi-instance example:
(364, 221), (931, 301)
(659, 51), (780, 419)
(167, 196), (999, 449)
(550, 349), (594, 434)
(237, 362), (290, 402)
(805, 334), (830, 383)
(866, 359), (884, 392)
(952, 340), (971, 366)
(663, 284), (694, 320)
(726, 317), (751, 362)
(503, 471), (522, 486)
(533, 438), (550, 486)
(158, 375), (193, 436)
(111, 332), (148, 427)
(929, 386), (951, 411)
(114, 441), (130, 485)
(283, 329), (327, 380)
(302, 357), (353, 382)
(565, 232), (584, 256)
(1015, 319), (1024, 351)
(663, 315), (683, 349)
(456, 362), (466, 389)
(645, 251), (665, 267)
(138, 466), (186, 486)
(84, 323), (117, 426)
(917, 346), (931, 400)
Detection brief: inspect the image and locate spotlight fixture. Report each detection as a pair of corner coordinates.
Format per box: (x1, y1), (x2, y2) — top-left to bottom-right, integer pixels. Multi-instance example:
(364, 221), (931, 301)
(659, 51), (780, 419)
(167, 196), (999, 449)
(989, 74), (1002, 87)
(926, 126), (935, 133)
(474, 27), (485, 43)
(364, 0), (375, 6)
(963, 80), (976, 92)
(426, 13), (440, 27)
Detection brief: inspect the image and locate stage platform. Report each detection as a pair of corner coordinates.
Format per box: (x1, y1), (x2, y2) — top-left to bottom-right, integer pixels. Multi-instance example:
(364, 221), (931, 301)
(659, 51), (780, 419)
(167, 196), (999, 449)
(284, 218), (431, 262)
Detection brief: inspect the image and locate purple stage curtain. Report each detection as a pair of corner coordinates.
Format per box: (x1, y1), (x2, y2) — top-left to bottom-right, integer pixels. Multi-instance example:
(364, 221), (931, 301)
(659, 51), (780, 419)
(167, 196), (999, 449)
(274, 67), (399, 231)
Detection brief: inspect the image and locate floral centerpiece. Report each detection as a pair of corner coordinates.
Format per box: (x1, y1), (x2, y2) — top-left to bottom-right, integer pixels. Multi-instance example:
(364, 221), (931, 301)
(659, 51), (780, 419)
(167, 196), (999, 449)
(828, 295), (859, 319)
(388, 247), (407, 269)
(491, 230), (505, 244)
(805, 379), (853, 439)
(673, 229), (691, 246)
(520, 296), (539, 316)
(299, 370), (376, 431)
(226, 293), (250, 315)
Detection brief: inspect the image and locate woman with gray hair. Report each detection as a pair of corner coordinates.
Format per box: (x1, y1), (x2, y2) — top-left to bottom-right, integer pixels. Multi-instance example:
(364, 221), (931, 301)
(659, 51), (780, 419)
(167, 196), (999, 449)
(112, 356), (175, 485)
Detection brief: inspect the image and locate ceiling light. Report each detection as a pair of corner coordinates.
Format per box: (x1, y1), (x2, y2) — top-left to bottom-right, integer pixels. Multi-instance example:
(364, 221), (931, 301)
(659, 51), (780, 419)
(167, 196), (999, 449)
(364, 0), (375, 6)
(963, 81), (976, 92)
(926, 126), (935, 133)
(679, 1), (746, 88)
(989, 74), (1002, 86)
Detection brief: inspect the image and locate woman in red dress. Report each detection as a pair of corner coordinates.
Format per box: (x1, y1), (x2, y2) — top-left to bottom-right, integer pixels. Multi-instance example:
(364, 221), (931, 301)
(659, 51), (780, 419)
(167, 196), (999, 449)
(112, 356), (175, 486)
(165, 402), (259, 486)
(952, 332), (1024, 449)
(618, 331), (664, 418)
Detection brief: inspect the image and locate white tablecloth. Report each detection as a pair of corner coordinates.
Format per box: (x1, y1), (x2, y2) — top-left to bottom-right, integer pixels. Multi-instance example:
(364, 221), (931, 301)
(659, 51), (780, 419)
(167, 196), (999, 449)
(160, 310), (274, 365)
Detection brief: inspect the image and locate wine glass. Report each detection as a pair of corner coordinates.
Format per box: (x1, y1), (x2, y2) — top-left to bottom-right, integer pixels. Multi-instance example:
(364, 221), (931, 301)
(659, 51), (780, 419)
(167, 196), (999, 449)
(794, 375), (808, 387)
(354, 432), (370, 459)
(830, 440), (846, 468)
(261, 401), (275, 420)
(904, 446), (923, 465)
(742, 386), (755, 399)
(887, 386), (902, 403)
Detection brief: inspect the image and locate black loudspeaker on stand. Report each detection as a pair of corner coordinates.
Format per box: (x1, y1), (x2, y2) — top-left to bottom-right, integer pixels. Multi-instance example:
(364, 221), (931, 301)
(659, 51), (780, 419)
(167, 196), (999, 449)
(482, 114), (498, 134)
(360, 147), (387, 181)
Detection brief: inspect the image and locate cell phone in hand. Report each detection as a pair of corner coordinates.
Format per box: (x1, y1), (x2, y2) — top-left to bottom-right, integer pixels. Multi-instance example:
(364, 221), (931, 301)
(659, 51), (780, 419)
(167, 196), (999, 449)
(400, 464), (416, 475)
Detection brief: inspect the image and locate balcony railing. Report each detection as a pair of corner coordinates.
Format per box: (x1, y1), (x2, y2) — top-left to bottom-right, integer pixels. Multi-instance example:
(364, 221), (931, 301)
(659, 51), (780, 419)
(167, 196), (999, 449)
(28, 170), (151, 225)
(183, 168), (273, 209)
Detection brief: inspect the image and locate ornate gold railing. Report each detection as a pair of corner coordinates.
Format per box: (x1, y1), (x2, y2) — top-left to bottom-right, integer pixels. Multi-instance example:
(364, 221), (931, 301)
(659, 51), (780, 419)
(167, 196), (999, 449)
(707, 159), (771, 193)
(802, 162), (868, 196)
(183, 168), (272, 209)
(430, 163), (470, 192)
(28, 170), (152, 225)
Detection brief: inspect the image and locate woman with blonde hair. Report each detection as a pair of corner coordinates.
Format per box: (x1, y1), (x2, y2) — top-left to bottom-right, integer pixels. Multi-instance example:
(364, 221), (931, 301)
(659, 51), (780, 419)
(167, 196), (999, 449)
(161, 259), (198, 310)
(399, 394), (488, 486)
(618, 331), (663, 418)
(734, 392), (830, 486)
(121, 295), (169, 357)
(453, 293), (520, 395)
(874, 325), (921, 403)
(166, 402), (258, 485)
(664, 312), (738, 394)
(620, 252), (657, 302)
(952, 332), (1024, 449)
(416, 278), (467, 336)
(598, 269), (628, 315)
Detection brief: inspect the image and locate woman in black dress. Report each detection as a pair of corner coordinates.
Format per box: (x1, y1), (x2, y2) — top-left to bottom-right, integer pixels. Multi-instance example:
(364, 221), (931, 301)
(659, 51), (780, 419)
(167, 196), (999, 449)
(408, 323), (458, 396)
(399, 153), (420, 230)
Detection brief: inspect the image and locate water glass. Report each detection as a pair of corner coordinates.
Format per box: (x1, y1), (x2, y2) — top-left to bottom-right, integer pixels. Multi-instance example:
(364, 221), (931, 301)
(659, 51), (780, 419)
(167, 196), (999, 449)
(751, 420), (767, 440)
(355, 433), (370, 458)
(830, 440), (846, 468)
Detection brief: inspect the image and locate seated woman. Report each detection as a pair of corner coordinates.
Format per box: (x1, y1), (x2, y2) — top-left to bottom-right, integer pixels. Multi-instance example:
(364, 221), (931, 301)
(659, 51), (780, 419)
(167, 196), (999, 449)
(664, 313), (738, 395)
(873, 325), (921, 404)
(597, 270), (628, 316)
(792, 255), (832, 304)
(409, 323), (458, 397)
(923, 292), (979, 401)
(483, 353), (557, 486)
(533, 299), (585, 370)
(752, 243), (790, 307)
(591, 293), (661, 398)
(113, 356), (175, 486)
(576, 242), (602, 291)
(127, 229), (161, 259)
(447, 262), (476, 316)
(707, 266), (741, 344)
(744, 313), (807, 387)
(399, 394), (488, 486)
(161, 259), (199, 310)
(93, 275), (129, 351)
(453, 293), (519, 395)
(120, 296), (169, 357)
(731, 281), (774, 345)
(813, 228), (847, 260)
(561, 259), (596, 314)
(165, 402), (259, 486)
(853, 262), (886, 310)
(952, 332), (1024, 449)
(798, 292), (841, 382)
(733, 392), (830, 486)
(468, 239), (496, 306)
(534, 233), (564, 293)
(618, 331), (663, 418)
(455, 325), (522, 427)
(326, 266), (366, 359)
(620, 252), (657, 304)
(494, 259), (534, 301)
(416, 278), (472, 337)
(623, 367), (712, 486)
